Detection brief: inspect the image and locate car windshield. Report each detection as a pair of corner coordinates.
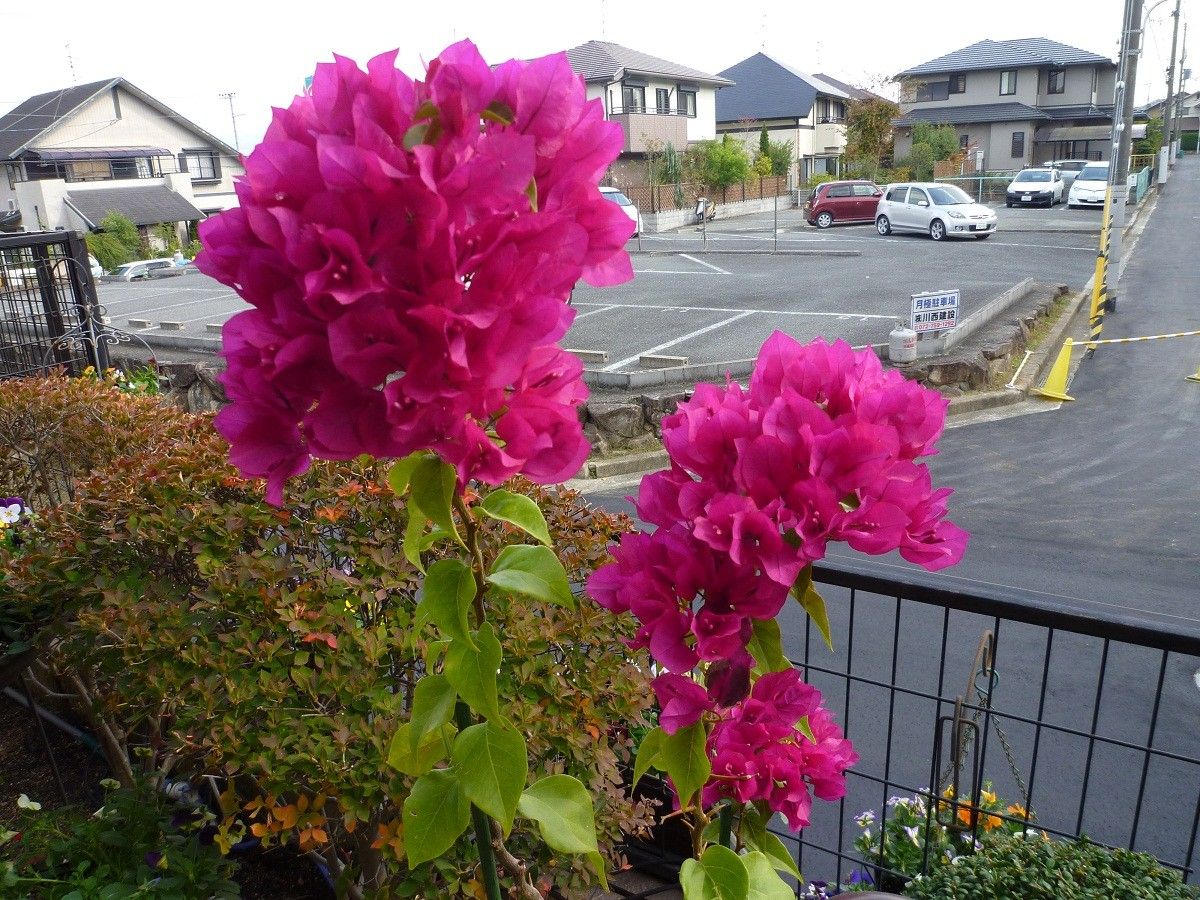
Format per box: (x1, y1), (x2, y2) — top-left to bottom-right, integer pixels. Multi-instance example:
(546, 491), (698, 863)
(1017, 170), (1052, 182)
(112, 264), (138, 275)
(928, 186), (973, 205)
(602, 191), (632, 205)
(1078, 165), (1108, 181)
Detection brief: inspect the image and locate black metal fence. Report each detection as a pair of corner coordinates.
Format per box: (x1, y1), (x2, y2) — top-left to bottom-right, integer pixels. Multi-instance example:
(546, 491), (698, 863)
(620, 559), (1200, 896)
(0, 230), (108, 379)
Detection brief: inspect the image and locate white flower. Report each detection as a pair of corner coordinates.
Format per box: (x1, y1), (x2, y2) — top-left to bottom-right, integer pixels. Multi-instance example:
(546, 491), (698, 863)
(16, 794), (41, 811)
(904, 825), (921, 846)
(855, 810), (876, 828)
(0, 504), (21, 525)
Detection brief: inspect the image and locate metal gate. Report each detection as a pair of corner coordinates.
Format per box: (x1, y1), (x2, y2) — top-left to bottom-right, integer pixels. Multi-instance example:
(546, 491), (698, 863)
(0, 230), (109, 378)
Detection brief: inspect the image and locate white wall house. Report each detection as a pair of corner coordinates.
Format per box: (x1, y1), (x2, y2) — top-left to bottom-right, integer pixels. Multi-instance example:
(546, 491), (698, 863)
(568, 41), (732, 182)
(0, 78), (243, 239)
(714, 53), (855, 186)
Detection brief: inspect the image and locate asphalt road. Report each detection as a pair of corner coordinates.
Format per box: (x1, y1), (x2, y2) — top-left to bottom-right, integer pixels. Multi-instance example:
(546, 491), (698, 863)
(583, 163), (1200, 887)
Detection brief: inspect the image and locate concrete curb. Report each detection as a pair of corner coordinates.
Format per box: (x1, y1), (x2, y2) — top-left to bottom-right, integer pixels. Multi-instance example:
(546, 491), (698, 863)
(140, 333), (222, 353)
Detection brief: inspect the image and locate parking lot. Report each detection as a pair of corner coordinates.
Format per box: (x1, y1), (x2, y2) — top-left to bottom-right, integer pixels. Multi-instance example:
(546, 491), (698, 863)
(95, 203), (1102, 368)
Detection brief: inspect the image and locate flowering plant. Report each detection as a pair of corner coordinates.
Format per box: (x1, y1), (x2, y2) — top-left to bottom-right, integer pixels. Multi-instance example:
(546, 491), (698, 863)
(194, 39), (634, 899)
(590, 333), (968, 896)
(843, 783), (1034, 892)
(0, 495), (31, 550)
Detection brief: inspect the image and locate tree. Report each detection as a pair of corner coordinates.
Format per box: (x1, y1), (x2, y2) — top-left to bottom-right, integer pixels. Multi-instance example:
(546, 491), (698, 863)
(695, 135), (750, 192)
(904, 143), (936, 181)
(765, 139), (794, 177)
(662, 141), (685, 209)
(1135, 116), (1163, 155)
(83, 211), (140, 271)
(759, 124), (770, 157)
(911, 122), (959, 161)
(845, 96), (900, 180)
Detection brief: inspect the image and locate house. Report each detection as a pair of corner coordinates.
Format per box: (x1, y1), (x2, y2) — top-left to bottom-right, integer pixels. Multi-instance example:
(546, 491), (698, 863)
(0, 78), (243, 243)
(813, 74), (889, 103)
(892, 38), (1117, 169)
(714, 53), (853, 184)
(1136, 91), (1200, 136)
(565, 40), (733, 182)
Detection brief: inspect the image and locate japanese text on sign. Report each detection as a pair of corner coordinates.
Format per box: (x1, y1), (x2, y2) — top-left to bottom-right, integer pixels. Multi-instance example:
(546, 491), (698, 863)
(910, 290), (960, 334)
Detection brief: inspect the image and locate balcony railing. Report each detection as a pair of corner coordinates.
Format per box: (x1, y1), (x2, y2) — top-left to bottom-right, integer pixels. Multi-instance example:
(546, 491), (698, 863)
(609, 105), (696, 119)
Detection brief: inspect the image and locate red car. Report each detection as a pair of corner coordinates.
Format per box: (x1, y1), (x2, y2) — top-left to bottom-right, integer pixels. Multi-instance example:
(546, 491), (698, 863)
(803, 180), (883, 228)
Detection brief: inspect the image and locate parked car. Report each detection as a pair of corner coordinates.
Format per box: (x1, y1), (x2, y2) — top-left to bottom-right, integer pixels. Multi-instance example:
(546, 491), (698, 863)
(1067, 161), (1111, 209)
(100, 259), (185, 282)
(599, 186), (642, 236)
(803, 180), (883, 228)
(875, 183), (997, 241)
(1041, 159), (1090, 189)
(1005, 168), (1064, 207)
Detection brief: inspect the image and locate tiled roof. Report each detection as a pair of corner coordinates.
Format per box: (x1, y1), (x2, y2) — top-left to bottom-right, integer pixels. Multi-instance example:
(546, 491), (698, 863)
(897, 38), (1113, 78)
(565, 41), (733, 86)
(0, 79), (118, 160)
(715, 53), (849, 122)
(893, 102), (1047, 127)
(813, 73), (887, 102)
(66, 185), (206, 227)
(1040, 104), (1114, 121)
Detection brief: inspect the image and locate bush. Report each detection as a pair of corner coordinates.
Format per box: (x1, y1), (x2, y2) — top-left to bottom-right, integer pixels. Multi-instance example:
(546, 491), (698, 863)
(84, 231), (129, 272)
(1, 779), (239, 898)
(903, 832), (1198, 899)
(1182, 131), (1198, 152)
(185, 239), (203, 259)
(904, 143), (936, 181)
(693, 135), (751, 189)
(806, 172), (835, 189)
(765, 139), (793, 177)
(2, 380), (656, 897)
(911, 123), (959, 162)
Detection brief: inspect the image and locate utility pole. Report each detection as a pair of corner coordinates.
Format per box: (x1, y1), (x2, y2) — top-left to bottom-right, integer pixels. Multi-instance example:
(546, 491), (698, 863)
(219, 92), (240, 154)
(1163, 0), (1182, 169)
(1106, 0), (1145, 309)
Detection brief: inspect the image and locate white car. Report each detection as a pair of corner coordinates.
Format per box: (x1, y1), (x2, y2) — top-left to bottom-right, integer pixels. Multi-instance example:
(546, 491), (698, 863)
(874, 183), (997, 241)
(1005, 168), (1064, 207)
(100, 259), (184, 282)
(1067, 162), (1111, 209)
(599, 186), (642, 237)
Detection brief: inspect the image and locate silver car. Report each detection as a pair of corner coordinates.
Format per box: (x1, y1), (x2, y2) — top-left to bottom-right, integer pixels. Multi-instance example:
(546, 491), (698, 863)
(875, 183), (998, 241)
(1042, 159), (1090, 190)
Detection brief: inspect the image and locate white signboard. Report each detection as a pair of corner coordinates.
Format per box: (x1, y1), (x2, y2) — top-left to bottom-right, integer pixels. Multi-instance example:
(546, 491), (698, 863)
(911, 289), (960, 334)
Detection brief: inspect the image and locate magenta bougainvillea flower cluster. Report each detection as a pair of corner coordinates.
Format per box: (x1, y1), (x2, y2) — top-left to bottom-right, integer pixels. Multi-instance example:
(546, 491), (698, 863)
(197, 42), (634, 502)
(589, 333), (968, 828)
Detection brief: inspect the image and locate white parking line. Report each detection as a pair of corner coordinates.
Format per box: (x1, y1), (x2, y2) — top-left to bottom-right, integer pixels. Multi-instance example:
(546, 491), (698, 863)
(678, 253), (732, 275)
(572, 301), (894, 320)
(634, 269), (724, 275)
(103, 294), (242, 316)
(100, 290), (238, 310)
(602, 311), (755, 372)
(572, 305), (616, 320)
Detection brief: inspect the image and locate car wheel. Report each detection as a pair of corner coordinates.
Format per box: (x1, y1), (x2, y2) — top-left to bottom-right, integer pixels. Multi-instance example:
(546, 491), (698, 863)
(875, 215), (891, 235)
(1006, 201), (1013, 208)
(816, 211), (834, 229)
(929, 219), (946, 241)
(974, 233), (991, 240)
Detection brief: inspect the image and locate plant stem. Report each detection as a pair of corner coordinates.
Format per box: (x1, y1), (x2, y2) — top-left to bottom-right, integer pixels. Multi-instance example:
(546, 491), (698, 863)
(718, 804), (732, 849)
(455, 701), (503, 900)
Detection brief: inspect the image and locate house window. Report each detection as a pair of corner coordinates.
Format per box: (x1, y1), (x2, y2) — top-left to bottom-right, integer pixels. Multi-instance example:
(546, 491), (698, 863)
(1011, 131), (1025, 158)
(1000, 70), (1017, 96)
(820, 100), (845, 123)
(959, 133), (969, 149)
(1047, 68), (1065, 94)
(621, 84), (645, 112)
(949, 73), (966, 94)
(111, 159), (139, 180)
(656, 88), (671, 114)
(913, 81), (950, 102)
(677, 90), (697, 117)
(181, 149), (221, 182)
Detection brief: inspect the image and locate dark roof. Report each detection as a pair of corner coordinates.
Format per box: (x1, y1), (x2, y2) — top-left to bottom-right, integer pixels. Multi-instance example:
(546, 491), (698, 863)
(813, 73), (887, 102)
(898, 38), (1114, 78)
(1041, 104), (1114, 121)
(0, 78), (238, 162)
(893, 102), (1047, 127)
(715, 53), (849, 122)
(66, 185), (206, 228)
(565, 41), (733, 86)
(0, 78), (117, 160)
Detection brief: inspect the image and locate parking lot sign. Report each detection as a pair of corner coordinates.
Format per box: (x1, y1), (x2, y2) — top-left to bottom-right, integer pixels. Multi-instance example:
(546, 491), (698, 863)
(910, 289), (960, 334)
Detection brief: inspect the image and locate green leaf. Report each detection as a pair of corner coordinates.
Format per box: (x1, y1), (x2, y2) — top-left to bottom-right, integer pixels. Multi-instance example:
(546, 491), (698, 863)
(388, 722), (455, 776)
(517, 774), (599, 856)
(402, 768), (471, 867)
(403, 508), (426, 573)
(402, 122), (430, 150)
(792, 566), (832, 651)
(479, 490), (552, 547)
(407, 674), (457, 754)
(444, 623), (502, 721)
(632, 726), (667, 787)
(416, 559), (477, 647)
(679, 845), (748, 900)
(482, 100), (515, 126)
(387, 452), (427, 496)
(452, 720), (527, 835)
(744, 851), (795, 900)
(410, 456), (462, 545)
(486, 544), (574, 608)
(524, 178), (538, 212)
(747, 619), (793, 674)
(742, 807), (801, 880)
(797, 715), (816, 744)
(660, 722), (711, 807)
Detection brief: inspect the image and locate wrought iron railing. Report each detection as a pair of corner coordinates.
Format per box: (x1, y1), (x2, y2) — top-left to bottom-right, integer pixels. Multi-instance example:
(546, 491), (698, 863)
(620, 558), (1200, 896)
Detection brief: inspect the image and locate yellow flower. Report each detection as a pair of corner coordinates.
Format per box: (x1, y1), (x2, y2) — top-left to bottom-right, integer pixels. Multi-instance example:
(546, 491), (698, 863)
(981, 789), (997, 806)
(1007, 803), (1028, 819)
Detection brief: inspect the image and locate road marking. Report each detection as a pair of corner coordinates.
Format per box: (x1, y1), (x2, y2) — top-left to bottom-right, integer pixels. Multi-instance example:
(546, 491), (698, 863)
(641, 232), (1094, 252)
(99, 294), (242, 316)
(572, 305), (616, 320)
(602, 311), (755, 372)
(634, 269), (724, 275)
(100, 291), (239, 310)
(678, 253), (732, 275)
(572, 300), (894, 320)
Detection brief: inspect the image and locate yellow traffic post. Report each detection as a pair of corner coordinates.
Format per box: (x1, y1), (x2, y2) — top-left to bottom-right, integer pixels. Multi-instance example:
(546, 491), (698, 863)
(1087, 187), (1112, 351)
(1032, 339), (1075, 401)
(1187, 364), (1200, 383)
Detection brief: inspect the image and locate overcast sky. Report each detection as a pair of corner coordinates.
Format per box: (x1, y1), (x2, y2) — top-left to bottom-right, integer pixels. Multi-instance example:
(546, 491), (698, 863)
(4, 0), (1194, 152)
